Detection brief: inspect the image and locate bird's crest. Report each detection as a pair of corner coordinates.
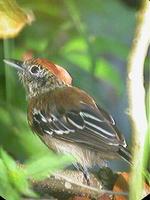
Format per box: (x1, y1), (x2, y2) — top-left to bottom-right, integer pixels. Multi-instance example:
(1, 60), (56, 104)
(29, 58), (72, 85)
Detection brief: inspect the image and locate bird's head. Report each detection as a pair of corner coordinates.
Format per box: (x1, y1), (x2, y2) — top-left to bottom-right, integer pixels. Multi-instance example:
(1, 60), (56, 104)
(4, 58), (72, 98)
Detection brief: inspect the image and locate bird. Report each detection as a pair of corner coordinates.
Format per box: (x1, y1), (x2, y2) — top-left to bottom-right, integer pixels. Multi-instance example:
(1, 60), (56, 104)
(4, 58), (131, 185)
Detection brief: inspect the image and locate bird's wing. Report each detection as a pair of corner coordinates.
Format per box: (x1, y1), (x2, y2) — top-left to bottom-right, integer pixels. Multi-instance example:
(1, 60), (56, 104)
(29, 87), (126, 152)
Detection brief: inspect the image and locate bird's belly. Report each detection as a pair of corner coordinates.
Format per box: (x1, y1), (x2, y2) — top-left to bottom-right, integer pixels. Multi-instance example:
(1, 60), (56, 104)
(39, 134), (106, 167)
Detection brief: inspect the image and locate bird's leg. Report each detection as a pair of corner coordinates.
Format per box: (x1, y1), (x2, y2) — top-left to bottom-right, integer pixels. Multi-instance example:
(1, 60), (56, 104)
(74, 163), (90, 185)
(82, 166), (90, 186)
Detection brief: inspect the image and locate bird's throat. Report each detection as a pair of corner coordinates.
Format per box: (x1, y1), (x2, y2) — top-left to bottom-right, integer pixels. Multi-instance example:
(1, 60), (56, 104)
(27, 79), (67, 98)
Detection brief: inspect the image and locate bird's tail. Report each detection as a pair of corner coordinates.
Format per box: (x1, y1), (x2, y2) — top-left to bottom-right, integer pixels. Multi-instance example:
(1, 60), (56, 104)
(118, 146), (132, 165)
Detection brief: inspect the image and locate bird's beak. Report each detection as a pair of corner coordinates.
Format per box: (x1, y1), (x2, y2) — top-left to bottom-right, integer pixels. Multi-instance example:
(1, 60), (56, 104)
(3, 59), (24, 71)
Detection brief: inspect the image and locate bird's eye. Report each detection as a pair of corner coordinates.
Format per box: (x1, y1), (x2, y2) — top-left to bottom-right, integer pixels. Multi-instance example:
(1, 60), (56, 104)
(30, 65), (39, 74)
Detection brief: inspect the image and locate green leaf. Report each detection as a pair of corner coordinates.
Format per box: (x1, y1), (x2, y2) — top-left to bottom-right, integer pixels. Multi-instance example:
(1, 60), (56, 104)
(93, 36), (129, 60)
(25, 153), (74, 180)
(0, 184), (20, 200)
(0, 148), (17, 172)
(0, 156), (21, 200)
(0, 159), (8, 184)
(95, 59), (124, 94)
(25, 37), (48, 52)
(63, 52), (91, 71)
(60, 36), (93, 70)
(0, 148), (37, 199)
(0, 107), (12, 125)
(61, 37), (88, 53)
(60, 37), (91, 71)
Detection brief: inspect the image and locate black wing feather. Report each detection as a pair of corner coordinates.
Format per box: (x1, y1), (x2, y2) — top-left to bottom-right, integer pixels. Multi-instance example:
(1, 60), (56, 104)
(32, 102), (126, 154)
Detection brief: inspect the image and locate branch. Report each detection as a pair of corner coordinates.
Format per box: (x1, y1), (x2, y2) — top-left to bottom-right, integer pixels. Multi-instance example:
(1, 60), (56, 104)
(30, 169), (128, 200)
(127, 1), (150, 199)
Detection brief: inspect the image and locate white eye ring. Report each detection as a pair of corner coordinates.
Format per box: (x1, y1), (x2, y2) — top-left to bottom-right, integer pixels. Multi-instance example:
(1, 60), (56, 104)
(30, 65), (39, 74)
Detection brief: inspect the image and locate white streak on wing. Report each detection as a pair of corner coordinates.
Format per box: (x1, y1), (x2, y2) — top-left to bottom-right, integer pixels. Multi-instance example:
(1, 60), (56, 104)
(41, 115), (47, 122)
(55, 130), (64, 135)
(109, 115), (116, 125)
(33, 109), (74, 134)
(51, 114), (58, 121)
(33, 108), (39, 114)
(122, 140), (127, 147)
(67, 117), (83, 129)
(84, 120), (115, 137)
(33, 108), (47, 122)
(34, 117), (40, 124)
(44, 130), (53, 135)
(54, 128), (71, 135)
(38, 112), (47, 122)
(50, 114), (75, 133)
(86, 126), (119, 146)
(80, 112), (103, 122)
(48, 118), (52, 123)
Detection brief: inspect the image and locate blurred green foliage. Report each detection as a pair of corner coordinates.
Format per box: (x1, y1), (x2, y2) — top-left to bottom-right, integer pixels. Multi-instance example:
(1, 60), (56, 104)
(0, 0), (149, 198)
(0, 148), (73, 199)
